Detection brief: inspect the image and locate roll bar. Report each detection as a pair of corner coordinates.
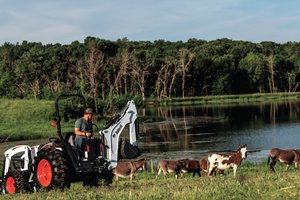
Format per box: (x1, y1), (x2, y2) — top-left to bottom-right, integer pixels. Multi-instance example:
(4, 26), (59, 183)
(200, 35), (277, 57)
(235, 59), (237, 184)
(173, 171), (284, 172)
(54, 94), (86, 140)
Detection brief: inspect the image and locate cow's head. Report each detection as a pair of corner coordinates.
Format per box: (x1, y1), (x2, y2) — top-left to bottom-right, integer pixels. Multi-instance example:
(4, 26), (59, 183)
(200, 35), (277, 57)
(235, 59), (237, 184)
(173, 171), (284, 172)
(179, 159), (189, 173)
(239, 144), (247, 159)
(178, 158), (189, 169)
(137, 158), (147, 171)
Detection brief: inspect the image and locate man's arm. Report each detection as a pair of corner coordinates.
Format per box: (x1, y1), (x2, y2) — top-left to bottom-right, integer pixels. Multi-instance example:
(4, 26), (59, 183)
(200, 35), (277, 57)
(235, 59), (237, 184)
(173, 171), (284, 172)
(75, 127), (87, 136)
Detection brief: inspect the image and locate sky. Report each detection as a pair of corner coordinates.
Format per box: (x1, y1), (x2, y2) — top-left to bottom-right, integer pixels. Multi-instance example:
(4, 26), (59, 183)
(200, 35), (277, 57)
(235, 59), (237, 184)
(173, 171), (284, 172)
(0, 0), (299, 45)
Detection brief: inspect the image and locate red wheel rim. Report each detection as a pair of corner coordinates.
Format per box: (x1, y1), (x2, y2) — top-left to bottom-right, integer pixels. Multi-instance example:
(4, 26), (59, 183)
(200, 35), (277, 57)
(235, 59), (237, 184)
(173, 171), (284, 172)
(6, 176), (16, 194)
(37, 159), (52, 187)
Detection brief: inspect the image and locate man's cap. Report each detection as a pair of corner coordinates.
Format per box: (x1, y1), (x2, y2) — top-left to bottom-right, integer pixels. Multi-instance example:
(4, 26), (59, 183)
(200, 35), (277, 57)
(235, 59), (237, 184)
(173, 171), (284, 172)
(85, 108), (94, 114)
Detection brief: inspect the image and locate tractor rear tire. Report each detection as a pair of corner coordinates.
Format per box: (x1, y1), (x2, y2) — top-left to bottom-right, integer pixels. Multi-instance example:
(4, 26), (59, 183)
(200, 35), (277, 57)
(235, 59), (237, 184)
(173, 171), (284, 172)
(34, 146), (69, 190)
(4, 170), (28, 194)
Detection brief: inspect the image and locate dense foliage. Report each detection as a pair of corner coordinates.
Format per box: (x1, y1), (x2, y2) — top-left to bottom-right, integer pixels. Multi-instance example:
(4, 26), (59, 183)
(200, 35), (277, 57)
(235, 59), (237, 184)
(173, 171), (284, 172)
(1, 37), (300, 106)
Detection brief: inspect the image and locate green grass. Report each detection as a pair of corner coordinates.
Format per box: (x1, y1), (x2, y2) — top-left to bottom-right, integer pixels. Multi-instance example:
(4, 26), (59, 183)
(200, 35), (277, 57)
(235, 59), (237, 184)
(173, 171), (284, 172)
(0, 99), (55, 141)
(0, 98), (101, 141)
(5, 163), (300, 200)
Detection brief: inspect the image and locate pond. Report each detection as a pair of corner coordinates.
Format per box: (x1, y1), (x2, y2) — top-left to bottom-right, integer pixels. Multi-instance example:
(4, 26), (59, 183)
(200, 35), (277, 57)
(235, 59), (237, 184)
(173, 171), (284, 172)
(139, 100), (300, 163)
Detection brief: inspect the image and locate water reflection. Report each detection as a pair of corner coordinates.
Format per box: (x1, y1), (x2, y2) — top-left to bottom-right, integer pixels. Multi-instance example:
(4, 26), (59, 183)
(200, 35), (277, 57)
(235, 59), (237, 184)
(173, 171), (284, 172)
(139, 100), (300, 163)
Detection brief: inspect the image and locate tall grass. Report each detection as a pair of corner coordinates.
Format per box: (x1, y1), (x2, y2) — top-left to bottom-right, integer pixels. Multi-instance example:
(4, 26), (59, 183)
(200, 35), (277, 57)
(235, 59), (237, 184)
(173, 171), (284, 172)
(5, 163), (300, 200)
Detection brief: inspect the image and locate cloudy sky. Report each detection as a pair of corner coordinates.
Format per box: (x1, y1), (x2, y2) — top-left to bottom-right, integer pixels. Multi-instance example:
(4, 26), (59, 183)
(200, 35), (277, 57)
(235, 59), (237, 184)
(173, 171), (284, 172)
(1, 0), (299, 45)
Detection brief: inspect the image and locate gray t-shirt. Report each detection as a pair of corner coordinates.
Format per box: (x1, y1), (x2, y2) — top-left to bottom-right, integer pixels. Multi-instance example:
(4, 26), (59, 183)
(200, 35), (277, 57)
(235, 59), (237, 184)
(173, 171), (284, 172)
(74, 117), (93, 134)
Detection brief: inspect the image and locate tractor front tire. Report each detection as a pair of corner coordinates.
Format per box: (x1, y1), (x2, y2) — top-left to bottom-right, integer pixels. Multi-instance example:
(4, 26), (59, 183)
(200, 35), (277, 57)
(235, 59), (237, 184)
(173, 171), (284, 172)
(98, 170), (114, 186)
(4, 170), (28, 194)
(34, 147), (69, 190)
(83, 172), (98, 187)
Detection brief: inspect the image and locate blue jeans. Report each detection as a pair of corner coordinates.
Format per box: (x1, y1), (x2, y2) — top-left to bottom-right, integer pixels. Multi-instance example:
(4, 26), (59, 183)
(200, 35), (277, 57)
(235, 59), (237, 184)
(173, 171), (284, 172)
(74, 136), (86, 150)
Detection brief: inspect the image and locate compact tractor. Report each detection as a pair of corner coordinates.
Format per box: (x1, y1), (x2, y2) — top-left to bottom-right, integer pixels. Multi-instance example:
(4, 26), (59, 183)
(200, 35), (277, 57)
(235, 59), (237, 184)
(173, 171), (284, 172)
(0, 94), (141, 194)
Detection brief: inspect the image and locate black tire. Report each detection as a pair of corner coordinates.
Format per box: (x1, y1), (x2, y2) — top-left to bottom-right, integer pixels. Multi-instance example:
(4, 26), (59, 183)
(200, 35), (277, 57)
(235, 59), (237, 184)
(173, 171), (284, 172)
(98, 170), (114, 186)
(4, 170), (28, 194)
(83, 172), (98, 187)
(34, 146), (69, 190)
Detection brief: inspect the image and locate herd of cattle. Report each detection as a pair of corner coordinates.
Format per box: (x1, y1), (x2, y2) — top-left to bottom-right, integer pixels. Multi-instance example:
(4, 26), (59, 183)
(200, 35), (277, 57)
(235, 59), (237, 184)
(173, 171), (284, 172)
(113, 145), (300, 183)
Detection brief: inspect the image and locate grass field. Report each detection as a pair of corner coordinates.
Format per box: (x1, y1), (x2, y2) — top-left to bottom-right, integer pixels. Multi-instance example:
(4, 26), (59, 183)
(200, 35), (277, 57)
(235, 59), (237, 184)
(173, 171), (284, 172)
(0, 98), (101, 141)
(4, 162), (300, 200)
(0, 99), (54, 141)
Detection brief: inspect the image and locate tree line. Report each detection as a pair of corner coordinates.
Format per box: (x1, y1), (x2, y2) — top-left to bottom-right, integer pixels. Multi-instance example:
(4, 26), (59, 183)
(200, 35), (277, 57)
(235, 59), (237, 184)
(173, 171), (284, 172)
(1, 37), (300, 110)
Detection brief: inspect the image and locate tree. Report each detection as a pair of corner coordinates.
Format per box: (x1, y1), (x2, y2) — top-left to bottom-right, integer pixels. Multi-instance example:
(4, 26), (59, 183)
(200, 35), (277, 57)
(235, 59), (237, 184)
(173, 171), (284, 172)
(113, 48), (132, 96)
(168, 58), (179, 99)
(155, 57), (173, 99)
(239, 52), (266, 93)
(266, 54), (276, 93)
(130, 49), (153, 100)
(85, 41), (107, 113)
(14, 43), (46, 99)
(0, 44), (16, 97)
(177, 48), (195, 98)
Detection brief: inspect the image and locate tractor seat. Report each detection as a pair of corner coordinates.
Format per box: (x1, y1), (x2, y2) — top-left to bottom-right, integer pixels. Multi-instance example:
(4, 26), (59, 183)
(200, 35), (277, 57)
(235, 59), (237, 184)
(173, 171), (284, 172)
(64, 132), (76, 146)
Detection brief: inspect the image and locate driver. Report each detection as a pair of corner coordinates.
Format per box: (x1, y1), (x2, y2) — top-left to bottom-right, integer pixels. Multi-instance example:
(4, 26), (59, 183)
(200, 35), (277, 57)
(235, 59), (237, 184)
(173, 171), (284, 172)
(74, 107), (94, 151)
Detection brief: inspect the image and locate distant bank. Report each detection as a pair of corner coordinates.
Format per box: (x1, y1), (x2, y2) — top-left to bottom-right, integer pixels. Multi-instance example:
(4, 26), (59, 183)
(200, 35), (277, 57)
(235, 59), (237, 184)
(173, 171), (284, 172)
(145, 92), (300, 106)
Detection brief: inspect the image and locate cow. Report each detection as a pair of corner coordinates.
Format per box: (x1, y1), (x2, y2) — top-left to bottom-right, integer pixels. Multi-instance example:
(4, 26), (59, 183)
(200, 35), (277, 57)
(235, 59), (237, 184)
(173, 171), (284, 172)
(208, 144), (247, 177)
(112, 158), (146, 183)
(156, 159), (189, 179)
(268, 148), (300, 173)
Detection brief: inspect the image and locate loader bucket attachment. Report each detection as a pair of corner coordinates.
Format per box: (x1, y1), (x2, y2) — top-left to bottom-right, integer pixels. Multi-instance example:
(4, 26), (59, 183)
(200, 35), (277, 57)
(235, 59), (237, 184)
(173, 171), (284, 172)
(118, 139), (140, 159)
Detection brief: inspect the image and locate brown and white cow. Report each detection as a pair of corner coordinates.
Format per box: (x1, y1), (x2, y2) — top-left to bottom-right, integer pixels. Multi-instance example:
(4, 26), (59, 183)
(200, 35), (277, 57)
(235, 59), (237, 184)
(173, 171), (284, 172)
(156, 159), (189, 179)
(208, 144), (247, 177)
(112, 158), (146, 183)
(268, 148), (300, 173)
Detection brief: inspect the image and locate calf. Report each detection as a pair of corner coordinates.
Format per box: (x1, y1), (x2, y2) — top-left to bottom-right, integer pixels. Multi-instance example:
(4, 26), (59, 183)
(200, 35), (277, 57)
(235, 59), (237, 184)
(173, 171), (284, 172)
(156, 159), (189, 179)
(181, 159), (202, 177)
(112, 158), (146, 183)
